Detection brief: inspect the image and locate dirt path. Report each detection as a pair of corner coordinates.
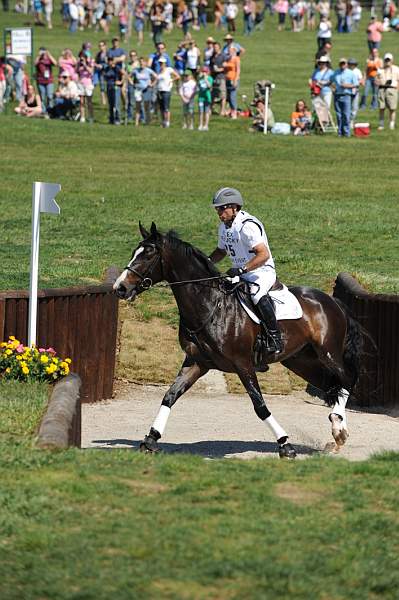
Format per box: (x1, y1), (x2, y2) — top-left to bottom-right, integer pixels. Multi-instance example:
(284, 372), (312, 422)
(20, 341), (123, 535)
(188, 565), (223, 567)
(82, 373), (399, 461)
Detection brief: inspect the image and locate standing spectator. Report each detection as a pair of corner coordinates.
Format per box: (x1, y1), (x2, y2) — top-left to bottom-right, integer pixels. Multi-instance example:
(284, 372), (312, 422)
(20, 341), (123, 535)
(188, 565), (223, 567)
(179, 70), (197, 129)
(126, 50), (140, 123)
(107, 37), (126, 67)
(118, 0), (129, 42)
(290, 99), (311, 134)
(274, 0), (289, 31)
(164, 1), (174, 31)
(210, 41), (227, 115)
(94, 40), (108, 105)
(58, 48), (78, 81)
(223, 45), (240, 119)
(149, 43), (172, 74)
(366, 16), (384, 51)
(307, 1), (317, 30)
(43, 0), (54, 29)
(197, 65), (213, 130)
(376, 52), (399, 130)
(214, 0), (224, 28)
(310, 55), (333, 107)
(317, 15), (332, 51)
(335, 0), (346, 33)
(222, 34), (245, 59)
(134, 0), (146, 45)
(156, 57), (180, 127)
(69, 0), (79, 33)
(317, 0), (330, 18)
(331, 57), (358, 137)
(360, 48), (382, 110)
(174, 41), (188, 76)
(348, 57), (363, 127)
(150, 4), (167, 45)
(315, 40), (332, 65)
(104, 56), (124, 124)
(132, 57), (157, 125)
(0, 57), (12, 112)
(35, 47), (57, 115)
(351, 0), (361, 32)
(225, 1), (238, 32)
(203, 36), (215, 67)
(179, 2), (194, 38)
(14, 84), (42, 117)
(77, 43), (95, 123)
(243, 0), (256, 35)
(186, 40), (201, 78)
(6, 54), (26, 102)
(198, 0), (208, 28)
(33, 0), (44, 26)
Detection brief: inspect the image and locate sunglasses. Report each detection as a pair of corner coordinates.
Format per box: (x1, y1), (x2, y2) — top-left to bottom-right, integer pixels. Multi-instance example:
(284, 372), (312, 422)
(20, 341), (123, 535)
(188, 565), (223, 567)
(215, 204), (233, 212)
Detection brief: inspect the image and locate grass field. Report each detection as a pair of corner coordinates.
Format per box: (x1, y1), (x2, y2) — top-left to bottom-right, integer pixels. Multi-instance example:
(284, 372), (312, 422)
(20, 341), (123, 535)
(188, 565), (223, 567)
(1, 9), (399, 598)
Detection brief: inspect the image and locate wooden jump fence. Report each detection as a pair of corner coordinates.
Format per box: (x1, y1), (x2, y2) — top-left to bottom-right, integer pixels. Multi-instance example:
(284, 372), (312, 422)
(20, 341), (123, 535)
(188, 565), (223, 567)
(333, 272), (399, 410)
(0, 272), (119, 404)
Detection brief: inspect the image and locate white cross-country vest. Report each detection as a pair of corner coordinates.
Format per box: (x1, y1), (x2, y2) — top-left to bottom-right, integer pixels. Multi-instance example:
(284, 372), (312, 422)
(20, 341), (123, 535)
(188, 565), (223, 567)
(217, 210), (275, 271)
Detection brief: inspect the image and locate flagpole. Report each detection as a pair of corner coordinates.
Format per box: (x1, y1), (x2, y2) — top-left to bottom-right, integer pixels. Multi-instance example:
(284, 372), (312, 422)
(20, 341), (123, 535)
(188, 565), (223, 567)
(28, 182), (41, 347)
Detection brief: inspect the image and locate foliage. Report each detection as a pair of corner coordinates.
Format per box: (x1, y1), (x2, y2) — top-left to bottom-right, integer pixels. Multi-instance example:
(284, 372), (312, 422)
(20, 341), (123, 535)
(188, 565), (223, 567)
(0, 336), (71, 383)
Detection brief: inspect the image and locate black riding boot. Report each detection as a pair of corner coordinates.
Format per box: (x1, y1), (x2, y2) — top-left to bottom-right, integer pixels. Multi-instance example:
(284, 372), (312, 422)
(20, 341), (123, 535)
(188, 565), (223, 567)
(257, 295), (283, 354)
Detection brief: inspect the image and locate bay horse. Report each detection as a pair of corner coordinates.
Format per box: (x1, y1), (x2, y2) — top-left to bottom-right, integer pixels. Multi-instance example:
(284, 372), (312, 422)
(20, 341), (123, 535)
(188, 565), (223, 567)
(114, 222), (364, 459)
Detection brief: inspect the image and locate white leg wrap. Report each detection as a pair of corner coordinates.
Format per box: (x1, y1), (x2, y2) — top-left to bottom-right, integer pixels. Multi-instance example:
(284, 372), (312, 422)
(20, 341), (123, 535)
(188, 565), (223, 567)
(265, 415), (288, 441)
(331, 389), (349, 426)
(152, 406), (171, 436)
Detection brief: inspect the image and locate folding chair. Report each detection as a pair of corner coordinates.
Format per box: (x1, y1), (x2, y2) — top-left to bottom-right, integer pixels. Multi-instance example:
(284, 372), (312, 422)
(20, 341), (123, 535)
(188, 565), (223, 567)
(311, 96), (337, 134)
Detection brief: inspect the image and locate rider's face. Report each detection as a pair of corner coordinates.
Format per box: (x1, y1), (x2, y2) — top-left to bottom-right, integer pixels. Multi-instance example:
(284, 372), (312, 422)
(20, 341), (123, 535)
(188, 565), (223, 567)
(215, 205), (237, 223)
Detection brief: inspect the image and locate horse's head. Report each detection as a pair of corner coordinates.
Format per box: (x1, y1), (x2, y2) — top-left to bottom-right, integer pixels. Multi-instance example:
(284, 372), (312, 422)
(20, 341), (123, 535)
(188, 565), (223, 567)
(113, 222), (163, 301)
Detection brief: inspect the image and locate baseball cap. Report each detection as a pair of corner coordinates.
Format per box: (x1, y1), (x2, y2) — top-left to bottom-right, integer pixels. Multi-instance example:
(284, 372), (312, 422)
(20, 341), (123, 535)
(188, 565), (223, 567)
(384, 52), (393, 61)
(348, 57), (358, 65)
(339, 57), (348, 64)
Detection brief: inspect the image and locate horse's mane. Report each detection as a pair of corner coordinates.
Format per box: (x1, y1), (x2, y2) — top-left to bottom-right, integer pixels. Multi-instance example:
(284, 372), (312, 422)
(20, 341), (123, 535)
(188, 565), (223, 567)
(162, 230), (220, 277)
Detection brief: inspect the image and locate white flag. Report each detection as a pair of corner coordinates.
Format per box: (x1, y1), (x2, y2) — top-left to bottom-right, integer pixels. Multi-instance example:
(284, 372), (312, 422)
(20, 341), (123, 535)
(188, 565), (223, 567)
(38, 182), (61, 214)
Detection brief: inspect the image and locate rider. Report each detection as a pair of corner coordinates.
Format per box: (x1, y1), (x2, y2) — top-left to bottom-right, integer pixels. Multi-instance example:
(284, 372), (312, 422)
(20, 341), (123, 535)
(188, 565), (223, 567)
(208, 187), (283, 354)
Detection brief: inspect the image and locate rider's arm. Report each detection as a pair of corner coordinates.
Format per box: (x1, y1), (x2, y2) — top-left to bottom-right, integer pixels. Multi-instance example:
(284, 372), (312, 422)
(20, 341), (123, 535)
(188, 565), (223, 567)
(244, 243), (270, 272)
(208, 248), (227, 263)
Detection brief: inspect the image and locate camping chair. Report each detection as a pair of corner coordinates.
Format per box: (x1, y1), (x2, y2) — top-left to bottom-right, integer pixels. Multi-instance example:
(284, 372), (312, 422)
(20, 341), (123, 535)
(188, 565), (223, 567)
(311, 96), (337, 134)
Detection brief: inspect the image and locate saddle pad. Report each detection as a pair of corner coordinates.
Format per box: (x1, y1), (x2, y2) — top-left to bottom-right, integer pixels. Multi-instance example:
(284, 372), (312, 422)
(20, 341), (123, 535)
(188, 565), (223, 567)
(238, 284), (303, 323)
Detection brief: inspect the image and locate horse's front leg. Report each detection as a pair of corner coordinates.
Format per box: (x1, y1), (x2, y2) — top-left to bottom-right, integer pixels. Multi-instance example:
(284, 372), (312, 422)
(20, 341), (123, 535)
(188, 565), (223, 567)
(236, 365), (296, 459)
(140, 357), (208, 453)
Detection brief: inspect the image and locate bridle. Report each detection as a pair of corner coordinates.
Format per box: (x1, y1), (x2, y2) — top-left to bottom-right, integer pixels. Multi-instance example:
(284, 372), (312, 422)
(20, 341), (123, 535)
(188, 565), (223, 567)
(124, 243), (162, 291)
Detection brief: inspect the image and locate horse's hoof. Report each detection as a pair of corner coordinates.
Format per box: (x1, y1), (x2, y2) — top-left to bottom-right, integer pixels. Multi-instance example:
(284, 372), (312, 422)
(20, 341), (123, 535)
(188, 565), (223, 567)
(279, 442), (296, 459)
(139, 435), (161, 454)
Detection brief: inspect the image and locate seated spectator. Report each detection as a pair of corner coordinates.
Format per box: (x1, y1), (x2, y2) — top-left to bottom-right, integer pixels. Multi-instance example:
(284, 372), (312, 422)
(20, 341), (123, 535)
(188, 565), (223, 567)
(14, 83), (42, 117)
(50, 71), (80, 119)
(249, 98), (275, 132)
(291, 99), (311, 135)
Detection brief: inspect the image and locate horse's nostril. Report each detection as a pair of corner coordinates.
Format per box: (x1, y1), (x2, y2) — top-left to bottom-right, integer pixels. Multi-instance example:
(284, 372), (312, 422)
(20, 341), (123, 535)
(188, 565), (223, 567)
(116, 284), (126, 298)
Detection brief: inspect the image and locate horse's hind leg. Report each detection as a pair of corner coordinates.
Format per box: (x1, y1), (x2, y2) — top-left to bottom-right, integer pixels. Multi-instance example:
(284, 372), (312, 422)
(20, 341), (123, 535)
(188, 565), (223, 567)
(140, 357), (208, 453)
(235, 365), (296, 459)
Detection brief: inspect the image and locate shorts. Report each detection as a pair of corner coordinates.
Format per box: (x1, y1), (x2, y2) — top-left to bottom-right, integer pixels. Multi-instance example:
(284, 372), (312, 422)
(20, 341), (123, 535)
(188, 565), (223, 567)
(77, 82), (94, 97)
(213, 77), (226, 100)
(183, 99), (195, 114)
(158, 91), (171, 112)
(198, 98), (211, 112)
(378, 87), (398, 110)
(135, 18), (144, 32)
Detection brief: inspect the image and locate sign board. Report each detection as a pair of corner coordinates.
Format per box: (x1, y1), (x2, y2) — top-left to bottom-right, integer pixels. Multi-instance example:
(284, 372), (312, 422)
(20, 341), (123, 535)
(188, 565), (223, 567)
(9, 28), (32, 55)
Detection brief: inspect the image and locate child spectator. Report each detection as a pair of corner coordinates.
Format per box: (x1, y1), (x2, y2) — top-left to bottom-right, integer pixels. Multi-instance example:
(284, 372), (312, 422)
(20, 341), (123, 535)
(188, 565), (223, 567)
(174, 41), (187, 77)
(179, 70), (197, 129)
(291, 99), (311, 135)
(77, 43), (95, 123)
(197, 65), (213, 130)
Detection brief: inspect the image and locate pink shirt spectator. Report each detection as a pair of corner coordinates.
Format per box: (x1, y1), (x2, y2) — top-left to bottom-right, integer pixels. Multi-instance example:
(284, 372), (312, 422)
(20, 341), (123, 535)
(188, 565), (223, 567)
(274, 0), (289, 13)
(59, 57), (78, 81)
(367, 21), (384, 43)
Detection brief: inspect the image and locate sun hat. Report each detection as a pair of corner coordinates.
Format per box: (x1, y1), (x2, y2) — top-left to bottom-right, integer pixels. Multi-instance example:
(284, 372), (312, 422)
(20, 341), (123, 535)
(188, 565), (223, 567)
(224, 34), (233, 40)
(206, 36), (215, 43)
(384, 52), (393, 61)
(339, 57), (348, 64)
(318, 55), (329, 63)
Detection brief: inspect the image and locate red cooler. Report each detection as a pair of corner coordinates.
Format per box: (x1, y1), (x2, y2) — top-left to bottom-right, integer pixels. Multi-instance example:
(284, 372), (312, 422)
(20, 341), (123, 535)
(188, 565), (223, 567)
(354, 123), (370, 137)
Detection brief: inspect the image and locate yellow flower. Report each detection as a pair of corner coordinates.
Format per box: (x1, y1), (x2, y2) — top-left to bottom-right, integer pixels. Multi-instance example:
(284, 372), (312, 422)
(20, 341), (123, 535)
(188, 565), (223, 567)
(9, 336), (15, 341)
(40, 355), (49, 364)
(52, 358), (59, 365)
(46, 364), (57, 375)
(60, 362), (70, 375)
(20, 361), (27, 368)
(22, 366), (29, 375)
(5, 349), (12, 356)
(65, 358), (72, 364)
(5, 367), (11, 374)
(16, 355), (23, 361)
(0, 342), (7, 348)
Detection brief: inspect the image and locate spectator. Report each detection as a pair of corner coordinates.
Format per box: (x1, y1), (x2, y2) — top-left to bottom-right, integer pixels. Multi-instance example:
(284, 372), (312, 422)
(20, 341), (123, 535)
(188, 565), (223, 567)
(58, 48), (78, 81)
(335, 0), (346, 33)
(134, 0), (146, 45)
(376, 52), (399, 130)
(6, 54), (26, 102)
(203, 36), (215, 67)
(104, 56), (124, 124)
(150, 3), (167, 45)
(164, 1), (174, 31)
(14, 83), (42, 117)
(77, 43), (95, 123)
(33, 0), (44, 26)
(317, 0), (330, 18)
(360, 48), (382, 110)
(347, 57), (363, 127)
(149, 42), (172, 74)
(274, 0), (289, 31)
(198, 0), (208, 28)
(94, 41), (108, 106)
(51, 71), (79, 119)
(69, 0), (79, 33)
(186, 40), (201, 78)
(35, 47), (57, 115)
(290, 99), (311, 134)
(118, 0), (129, 41)
(367, 16), (384, 51)
(317, 15), (332, 51)
(107, 37), (126, 67)
(126, 50), (140, 123)
(306, 1), (317, 30)
(156, 57), (180, 127)
(222, 34), (245, 59)
(344, 0), (352, 33)
(210, 41), (227, 115)
(0, 57), (12, 112)
(179, 69), (197, 129)
(310, 55), (333, 108)
(197, 65), (213, 130)
(214, 0), (224, 29)
(225, 1), (238, 33)
(331, 58), (358, 137)
(179, 2), (194, 38)
(315, 40), (332, 66)
(174, 41), (188, 77)
(243, 0), (256, 35)
(351, 0), (361, 32)
(132, 57), (157, 125)
(223, 45), (240, 119)
(43, 0), (54, 29)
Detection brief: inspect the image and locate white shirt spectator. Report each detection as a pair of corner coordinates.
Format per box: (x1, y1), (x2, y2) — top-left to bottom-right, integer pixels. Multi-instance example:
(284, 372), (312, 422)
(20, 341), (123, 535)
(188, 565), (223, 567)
(157, 67), (175, 92)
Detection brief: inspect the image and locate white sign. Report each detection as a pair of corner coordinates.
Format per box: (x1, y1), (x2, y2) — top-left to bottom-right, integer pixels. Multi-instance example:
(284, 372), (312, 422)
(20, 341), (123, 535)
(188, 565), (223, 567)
(11, 28), (32, 55)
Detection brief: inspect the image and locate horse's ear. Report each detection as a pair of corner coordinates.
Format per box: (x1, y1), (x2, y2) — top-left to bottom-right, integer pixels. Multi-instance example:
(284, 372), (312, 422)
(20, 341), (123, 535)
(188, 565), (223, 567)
(150, 222), (158, 237)
(139, 222), (149, 239)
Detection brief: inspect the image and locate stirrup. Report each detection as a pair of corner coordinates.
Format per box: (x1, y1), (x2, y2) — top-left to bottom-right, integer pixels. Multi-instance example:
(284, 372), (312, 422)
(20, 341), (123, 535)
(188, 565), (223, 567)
(266, 330), (283, 354)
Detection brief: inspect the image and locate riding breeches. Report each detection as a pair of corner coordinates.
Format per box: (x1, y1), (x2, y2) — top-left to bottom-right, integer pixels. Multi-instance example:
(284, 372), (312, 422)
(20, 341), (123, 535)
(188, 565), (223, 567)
(241, 267), (276, 304)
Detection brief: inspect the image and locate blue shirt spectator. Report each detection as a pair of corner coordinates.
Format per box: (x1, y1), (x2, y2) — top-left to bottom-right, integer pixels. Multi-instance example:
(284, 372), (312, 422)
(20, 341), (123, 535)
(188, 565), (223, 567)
(149, 50), (172, 74)
(311, 66), (334, 95)
(107, 38), (126, 66)
(133, 66), (156, 90)
(331, 65), (358, 95)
